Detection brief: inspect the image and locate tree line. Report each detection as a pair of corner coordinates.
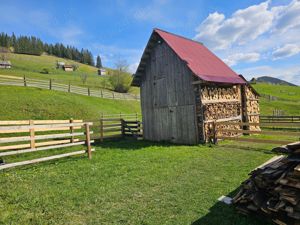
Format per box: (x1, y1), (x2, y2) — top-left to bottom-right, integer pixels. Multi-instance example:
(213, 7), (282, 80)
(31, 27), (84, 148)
(0, 32), (101, 67)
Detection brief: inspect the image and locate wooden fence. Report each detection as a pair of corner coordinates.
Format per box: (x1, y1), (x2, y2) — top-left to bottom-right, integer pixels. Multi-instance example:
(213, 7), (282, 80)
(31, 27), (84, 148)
(211, 121), (300, 145)
(0, 75), (140, 101)
(98, 113), (142, 141)
(260, 115), (300, 123)
(0, 119), (94, 170)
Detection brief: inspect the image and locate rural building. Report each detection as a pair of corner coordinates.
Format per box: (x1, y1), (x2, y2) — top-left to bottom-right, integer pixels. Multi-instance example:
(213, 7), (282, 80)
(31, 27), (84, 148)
(132, 29), (260, 144)
(63, 65), (74, 72)
(56, 61), (65, 69)
(98, 68), (107, 76)
(0, 61), (12, 69)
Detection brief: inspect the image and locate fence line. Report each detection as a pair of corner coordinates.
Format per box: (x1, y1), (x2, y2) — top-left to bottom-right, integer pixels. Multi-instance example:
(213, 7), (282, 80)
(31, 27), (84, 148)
(260, 115), (300, 123)
(0, 75), (140, 101)
(0, 119), (94, 170)
(210, 121), (300, 145)
(96, 113), (142, 141)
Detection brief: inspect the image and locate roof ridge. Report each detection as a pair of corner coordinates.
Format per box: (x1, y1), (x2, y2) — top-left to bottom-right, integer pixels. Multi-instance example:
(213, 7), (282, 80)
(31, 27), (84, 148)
(154, 28), (203, 45)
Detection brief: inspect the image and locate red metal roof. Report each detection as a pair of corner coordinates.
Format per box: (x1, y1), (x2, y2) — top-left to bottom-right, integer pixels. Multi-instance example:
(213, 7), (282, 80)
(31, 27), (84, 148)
(154, 29), (245, 84)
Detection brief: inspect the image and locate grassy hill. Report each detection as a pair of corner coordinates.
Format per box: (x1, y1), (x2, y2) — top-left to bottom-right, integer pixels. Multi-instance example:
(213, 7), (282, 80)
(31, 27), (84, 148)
(0, 53), (139, 94)
(254, 76), (297, 86)
(0, 86), (140, 121)
(252, 83), (300, 115)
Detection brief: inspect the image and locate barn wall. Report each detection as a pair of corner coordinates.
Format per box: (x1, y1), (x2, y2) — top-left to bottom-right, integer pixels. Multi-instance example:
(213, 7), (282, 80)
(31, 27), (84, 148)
(140, 41), (198, 144)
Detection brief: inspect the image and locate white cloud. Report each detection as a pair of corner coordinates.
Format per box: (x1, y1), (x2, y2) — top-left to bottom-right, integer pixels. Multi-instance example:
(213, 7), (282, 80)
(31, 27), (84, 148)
(273, 44), (300, 60)
(194, 0), (300, 85)
(272, 0), (300, 33)
(223, 52), (260, 66)
(194, 1), (273, 49)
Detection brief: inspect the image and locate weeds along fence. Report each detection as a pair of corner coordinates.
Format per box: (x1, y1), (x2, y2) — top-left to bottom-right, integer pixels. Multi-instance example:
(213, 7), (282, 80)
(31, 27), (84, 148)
(0, 75), (140, 101)
(0, 119), (94, 170)
(209, 121), (300, 145)
(89, 113), (143, 141)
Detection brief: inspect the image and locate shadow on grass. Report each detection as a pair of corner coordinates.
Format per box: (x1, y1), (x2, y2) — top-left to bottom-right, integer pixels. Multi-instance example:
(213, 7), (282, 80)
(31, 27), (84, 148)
(93, 138), (188, 150)
(191, 188), (273, 225)
(94, 139), (275, 157)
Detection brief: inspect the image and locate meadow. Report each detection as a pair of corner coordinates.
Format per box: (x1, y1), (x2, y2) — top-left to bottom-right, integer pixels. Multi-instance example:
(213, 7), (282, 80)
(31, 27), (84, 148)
(0, 139), (281, 225)
(0, 53), (139, 94)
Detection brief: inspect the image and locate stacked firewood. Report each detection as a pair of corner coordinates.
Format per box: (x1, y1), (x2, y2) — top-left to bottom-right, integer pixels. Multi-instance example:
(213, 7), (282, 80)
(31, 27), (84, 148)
(214, 120), (241, 137)
(233, 142), (300, 225)
(201, 86), (240, 101)
(245, 86), (257, 100)
(203, 102), (241, 121)
(244, 86), (260, 131)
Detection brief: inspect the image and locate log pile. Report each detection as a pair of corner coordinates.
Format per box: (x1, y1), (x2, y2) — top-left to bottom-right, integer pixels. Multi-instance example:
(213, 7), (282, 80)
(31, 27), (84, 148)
(244, 86), (260, 131)
(201, 85), (240, 101)
(203, 102), (241, 121)
(233, 142), (300, 225)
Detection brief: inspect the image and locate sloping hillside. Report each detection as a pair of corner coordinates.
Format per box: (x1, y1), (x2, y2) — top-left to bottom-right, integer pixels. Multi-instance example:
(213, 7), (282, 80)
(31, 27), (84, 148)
(254, 76), (297, 86)
(0, 53), (107, 88)
(253, 83), (300, 115)
(0, 86), (140, 120)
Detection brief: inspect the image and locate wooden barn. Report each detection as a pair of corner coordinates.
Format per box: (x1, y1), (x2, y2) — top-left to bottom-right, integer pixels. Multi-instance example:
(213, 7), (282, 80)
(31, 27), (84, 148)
(132, 29), (260, 144)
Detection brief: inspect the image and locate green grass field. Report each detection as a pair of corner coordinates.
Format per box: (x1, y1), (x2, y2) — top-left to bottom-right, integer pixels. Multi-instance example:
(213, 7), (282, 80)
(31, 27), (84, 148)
(0, 139), (279, 225)
(0, 53), (139, 94)
(0, 86), (140, 121)
(252, 83), (300, 115)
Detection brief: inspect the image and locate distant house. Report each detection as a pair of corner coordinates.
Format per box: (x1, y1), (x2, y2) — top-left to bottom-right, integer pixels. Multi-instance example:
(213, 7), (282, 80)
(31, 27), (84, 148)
(63, 65), (74, 72)
(0, 61), (12, 69)
(98, 68), (107, 76)
(57, 61), (65, 69)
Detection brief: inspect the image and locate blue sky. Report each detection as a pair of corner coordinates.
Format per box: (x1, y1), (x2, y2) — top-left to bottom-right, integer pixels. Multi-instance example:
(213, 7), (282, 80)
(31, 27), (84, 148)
(0, 0), (299, 85)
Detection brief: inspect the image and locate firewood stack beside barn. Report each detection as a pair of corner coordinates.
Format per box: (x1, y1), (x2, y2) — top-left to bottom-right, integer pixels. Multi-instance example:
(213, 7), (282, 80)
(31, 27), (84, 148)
(132, 28), (260, 144)
(233, 142), (300, 225)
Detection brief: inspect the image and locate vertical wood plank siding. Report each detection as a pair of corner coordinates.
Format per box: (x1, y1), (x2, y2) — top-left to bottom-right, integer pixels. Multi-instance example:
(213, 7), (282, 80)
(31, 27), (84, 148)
(140, 40), (198, 144)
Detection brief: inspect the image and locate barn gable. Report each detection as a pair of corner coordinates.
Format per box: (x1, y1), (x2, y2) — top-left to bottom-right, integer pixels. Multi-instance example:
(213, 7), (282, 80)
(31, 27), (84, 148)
(132, 28), (246, 86)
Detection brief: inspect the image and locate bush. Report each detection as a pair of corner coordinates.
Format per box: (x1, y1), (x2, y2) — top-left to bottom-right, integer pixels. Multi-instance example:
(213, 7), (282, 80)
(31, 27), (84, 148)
(108, 71), (132, 93)
(41, 68), (49, 74)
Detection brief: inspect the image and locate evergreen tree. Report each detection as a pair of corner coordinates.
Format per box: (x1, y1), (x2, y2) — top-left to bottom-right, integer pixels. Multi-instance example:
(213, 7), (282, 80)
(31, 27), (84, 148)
(96, 55), (102, 68)
(0, 32), (96, 65)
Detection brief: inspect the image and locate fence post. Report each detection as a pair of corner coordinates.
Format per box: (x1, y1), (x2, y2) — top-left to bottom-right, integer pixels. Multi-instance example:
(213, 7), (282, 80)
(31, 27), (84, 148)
(112, 92), (115, 99)
(88, 87), (90, 96)
(29, 120), (35, 149)
(49, 79), (52, 90)
(70, 118), (74, 143)
(23, 75), (27, 87)
(121, 119), (125, 137)
(68, 82), (71, 92)
(100, 119), (104, 142)
(85, 123), (92, 160)
(100, 89), (103, 98)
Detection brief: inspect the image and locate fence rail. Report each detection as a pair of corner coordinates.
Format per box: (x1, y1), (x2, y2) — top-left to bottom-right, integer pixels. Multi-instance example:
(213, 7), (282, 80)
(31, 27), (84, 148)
(0, 119), (94, 170)
(0, 75), (140, 101)
(260, 115), (300, 123)
(209, 121), (300, 145)
(98, 114), (142, 141)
